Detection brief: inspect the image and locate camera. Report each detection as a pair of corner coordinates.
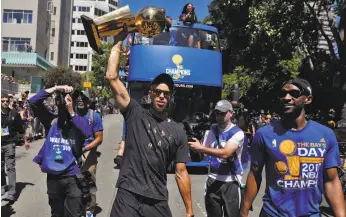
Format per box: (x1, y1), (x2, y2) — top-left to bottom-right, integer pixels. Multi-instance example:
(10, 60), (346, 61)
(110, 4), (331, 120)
(183, 112), (210, 142)
(76, 170), (97, 202)
(183, 112), (211, 162)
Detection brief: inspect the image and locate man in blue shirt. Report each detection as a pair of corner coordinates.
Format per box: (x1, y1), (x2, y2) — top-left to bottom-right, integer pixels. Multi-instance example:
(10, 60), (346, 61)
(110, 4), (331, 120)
(30, 85), (93, 217)
(240, 78), (346, 217)
(73, 90), (103, 217)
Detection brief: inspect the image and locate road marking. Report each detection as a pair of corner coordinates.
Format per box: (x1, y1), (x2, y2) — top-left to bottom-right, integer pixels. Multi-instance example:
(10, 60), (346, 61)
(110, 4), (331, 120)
(195, 201), (207, 217)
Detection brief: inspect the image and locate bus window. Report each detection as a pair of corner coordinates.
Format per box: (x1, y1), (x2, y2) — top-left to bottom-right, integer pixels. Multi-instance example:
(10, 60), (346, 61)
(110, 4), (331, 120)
(133, 27), (220, 52)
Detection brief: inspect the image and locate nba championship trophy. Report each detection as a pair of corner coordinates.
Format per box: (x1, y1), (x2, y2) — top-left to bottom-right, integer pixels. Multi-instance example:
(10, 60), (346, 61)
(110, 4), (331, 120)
(81, 5), (166, 54)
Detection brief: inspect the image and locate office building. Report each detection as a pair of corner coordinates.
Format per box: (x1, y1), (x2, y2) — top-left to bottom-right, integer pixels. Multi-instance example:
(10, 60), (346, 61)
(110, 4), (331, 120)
(70, 0), (118, 73)
(49, 0), (74, 67)
(2, 0), (54, 95)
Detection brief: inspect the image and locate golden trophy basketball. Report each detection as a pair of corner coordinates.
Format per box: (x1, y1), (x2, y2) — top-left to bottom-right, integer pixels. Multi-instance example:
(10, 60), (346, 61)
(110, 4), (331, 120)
(81, 5), (166, 54)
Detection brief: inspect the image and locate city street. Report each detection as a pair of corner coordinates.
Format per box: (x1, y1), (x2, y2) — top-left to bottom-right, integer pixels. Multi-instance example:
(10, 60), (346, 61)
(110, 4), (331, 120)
(2, 114), (334, 217)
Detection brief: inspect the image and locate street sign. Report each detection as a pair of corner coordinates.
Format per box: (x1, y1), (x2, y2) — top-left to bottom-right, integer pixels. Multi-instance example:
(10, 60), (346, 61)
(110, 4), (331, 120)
(83, 82), (92, 88)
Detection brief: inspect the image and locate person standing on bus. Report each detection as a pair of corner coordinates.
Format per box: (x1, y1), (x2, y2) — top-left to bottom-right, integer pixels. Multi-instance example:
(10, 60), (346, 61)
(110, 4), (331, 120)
(106, 29), (194, 217)
(179, 3), (197, 24)
(189, 100), (249, 217)
(179, 3), (198, 48)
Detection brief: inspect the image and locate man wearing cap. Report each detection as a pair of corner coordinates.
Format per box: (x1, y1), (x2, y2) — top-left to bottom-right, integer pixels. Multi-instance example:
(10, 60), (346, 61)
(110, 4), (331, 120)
(189, 100), (249, 217)
(240, 78), (346, 217)
(73, 90), (103, 217)
(106, 30), (194, 217)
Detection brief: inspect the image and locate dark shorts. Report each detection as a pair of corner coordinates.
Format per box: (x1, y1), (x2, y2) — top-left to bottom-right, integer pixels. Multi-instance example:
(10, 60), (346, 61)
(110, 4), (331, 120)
(205, 177), (242, 217)
(110, 188), (172, 217)
(47, 175), (83, 217)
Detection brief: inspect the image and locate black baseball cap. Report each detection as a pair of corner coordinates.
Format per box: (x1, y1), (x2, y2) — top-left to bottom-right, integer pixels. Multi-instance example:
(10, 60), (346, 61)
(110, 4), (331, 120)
(289, 78), (312, 96)
(150, 73), (174, 92)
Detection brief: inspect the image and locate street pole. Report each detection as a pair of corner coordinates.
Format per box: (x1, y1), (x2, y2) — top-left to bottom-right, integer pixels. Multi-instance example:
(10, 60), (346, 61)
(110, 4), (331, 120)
(86, 51), (90, 95)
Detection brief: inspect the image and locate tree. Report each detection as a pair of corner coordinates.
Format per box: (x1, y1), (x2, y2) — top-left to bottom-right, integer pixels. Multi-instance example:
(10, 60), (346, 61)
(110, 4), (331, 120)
(42, 67), (81, 89)
(87, 42), (127, 103)
(208, 0), (345, 112)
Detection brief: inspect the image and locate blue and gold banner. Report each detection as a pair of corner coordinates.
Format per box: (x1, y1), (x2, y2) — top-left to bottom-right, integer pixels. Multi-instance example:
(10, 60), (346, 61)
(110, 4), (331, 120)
(128, 45), (223, 87)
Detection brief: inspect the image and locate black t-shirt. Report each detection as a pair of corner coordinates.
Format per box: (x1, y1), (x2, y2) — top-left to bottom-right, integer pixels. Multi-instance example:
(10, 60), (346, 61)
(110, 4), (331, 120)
(1, 109), (24, 142)
(116, 99), (190, 200)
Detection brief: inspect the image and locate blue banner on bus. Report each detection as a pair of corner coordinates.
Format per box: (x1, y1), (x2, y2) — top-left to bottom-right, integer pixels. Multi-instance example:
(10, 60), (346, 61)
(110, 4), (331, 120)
(128, 45), (222, 87)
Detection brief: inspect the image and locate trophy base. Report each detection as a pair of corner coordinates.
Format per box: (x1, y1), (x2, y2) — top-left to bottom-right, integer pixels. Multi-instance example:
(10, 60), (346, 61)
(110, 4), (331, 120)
(81, 15), (102, 54)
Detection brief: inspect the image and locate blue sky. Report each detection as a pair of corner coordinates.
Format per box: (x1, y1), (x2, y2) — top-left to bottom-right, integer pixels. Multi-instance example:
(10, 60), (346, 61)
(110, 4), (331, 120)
(120, 0), (212, 21)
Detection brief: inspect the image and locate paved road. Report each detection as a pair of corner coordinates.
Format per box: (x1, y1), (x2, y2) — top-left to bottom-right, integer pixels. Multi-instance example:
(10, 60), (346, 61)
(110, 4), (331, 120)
(2, 114), (334, 217)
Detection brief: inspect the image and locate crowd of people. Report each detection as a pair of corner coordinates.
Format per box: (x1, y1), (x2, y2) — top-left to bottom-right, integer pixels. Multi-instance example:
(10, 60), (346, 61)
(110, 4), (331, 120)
(1, 3), (346, 217)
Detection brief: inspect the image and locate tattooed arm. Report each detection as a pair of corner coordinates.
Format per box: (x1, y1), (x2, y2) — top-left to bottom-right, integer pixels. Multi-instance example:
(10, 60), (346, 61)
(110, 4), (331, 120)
(105, 27), (130, 112)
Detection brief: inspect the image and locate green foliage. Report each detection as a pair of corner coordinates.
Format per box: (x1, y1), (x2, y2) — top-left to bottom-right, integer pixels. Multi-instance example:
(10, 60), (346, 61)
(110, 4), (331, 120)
(208, 0), (345, 111)
(222, 66), (253, 99)
(279, 53), (302, 79)
(88, 42), (127, 101)
(42, 67), (81, 89)
(17, 78), (30, 85)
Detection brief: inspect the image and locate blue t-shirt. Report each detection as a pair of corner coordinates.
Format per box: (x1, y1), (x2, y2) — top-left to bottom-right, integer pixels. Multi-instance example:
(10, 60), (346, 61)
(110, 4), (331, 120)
(250, 120), (341, 217)
(33, 121), (85, 176)
(83, 109), (103, 146)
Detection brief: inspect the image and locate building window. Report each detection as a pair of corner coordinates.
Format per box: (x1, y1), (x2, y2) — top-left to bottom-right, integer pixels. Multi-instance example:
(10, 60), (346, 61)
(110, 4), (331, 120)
(74, 18), (82, 23)
(2, 37), (31, 52)
(78, 6), (90, 12)
(73, 6), (76, 11)
(76, 53), (88, 59)
(76, 42), (88, 47)
(3, 10), (33, 24)
(71, 42), (74, 46)
(94, 8), (107, 16)
(76, 30), (86, 35)
(108, 0), (117, 7)
(51, 28), (55, 37)
(74, 65), (87, 71)
(53, 7), (56, 15)
(72, 30), (75, 35)
(51, 52), (54, 60)
(70, 53), (74, 58)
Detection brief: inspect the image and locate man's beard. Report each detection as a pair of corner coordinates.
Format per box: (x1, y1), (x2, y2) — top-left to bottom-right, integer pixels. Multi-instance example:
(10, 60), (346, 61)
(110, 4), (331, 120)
(281, 104), (304, 120)
(1, 106), (10, 114)
(217, 121), (229, 130)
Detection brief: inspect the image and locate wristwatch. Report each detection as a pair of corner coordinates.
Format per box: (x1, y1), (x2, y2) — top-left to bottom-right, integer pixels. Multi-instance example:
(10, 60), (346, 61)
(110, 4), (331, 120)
(69, 112), (76, 118)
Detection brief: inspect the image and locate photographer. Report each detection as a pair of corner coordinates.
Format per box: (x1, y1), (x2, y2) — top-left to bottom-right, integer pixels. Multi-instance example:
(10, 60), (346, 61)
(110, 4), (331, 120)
(73, 91), (103, 217)
(188, 100), (249, 217)
(29, 86), (93, 217)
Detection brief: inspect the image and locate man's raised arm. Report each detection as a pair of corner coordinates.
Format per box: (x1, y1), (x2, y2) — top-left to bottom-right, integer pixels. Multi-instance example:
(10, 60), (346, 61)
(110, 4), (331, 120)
(106, 29), (130, 112)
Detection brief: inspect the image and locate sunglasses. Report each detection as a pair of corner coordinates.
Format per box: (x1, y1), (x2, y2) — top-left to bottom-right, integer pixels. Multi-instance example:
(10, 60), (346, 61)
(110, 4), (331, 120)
(280, 89), (301, 99)
(152, 89), (172, 98)
(1, 100), (9, 103)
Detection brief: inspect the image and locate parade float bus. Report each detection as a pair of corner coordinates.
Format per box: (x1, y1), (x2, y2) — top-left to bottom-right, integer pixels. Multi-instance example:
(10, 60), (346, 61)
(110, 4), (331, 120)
(125, 20), (222, 170)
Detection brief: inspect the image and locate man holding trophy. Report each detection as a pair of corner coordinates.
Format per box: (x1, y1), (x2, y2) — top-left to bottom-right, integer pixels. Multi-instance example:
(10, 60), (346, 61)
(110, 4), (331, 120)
(81, 5), (194, 217)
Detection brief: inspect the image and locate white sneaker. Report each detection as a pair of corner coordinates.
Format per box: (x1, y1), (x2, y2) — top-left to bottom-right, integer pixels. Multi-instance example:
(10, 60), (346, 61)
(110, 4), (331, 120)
(86, 211), (94, 217)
